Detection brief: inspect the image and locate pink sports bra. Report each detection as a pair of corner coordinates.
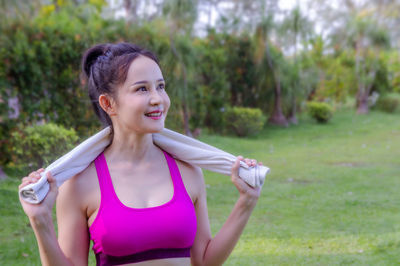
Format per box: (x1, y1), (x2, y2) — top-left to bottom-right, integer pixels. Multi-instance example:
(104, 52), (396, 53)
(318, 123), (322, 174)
(89, 150), (197, 265)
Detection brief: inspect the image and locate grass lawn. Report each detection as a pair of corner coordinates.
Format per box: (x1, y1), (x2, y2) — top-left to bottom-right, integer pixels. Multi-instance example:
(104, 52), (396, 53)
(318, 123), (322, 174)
(1, 109), (399, 265)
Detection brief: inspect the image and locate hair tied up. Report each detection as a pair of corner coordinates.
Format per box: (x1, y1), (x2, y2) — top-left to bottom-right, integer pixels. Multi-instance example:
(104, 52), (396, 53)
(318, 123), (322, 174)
(96, 49), (113, 66)
(82, 45), (108, 79)
(81, 42), (159, 138)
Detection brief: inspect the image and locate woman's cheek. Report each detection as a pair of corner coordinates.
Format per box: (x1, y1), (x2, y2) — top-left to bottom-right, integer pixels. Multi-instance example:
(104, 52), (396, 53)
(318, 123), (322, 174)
(164, 93), (171, 112)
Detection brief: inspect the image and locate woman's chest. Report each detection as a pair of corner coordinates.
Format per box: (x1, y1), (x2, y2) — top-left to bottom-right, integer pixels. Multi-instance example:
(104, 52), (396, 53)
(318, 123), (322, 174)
(87, 166), (197, 257)
(85, 162), (198, 226)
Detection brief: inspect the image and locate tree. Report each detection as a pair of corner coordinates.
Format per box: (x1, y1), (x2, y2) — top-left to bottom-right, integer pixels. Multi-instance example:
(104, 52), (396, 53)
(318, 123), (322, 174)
(278, 6), (314, 124)
(254, 17), (288, 126)
(309, 0), (394, 113)
(162, 0), (198, 136)
(302, 35), (328, 101)
(345, 16), (390, 113)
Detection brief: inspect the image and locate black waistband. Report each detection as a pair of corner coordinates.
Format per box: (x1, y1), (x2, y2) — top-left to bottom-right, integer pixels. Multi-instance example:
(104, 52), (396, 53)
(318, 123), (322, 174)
(95, 247), (191, 266)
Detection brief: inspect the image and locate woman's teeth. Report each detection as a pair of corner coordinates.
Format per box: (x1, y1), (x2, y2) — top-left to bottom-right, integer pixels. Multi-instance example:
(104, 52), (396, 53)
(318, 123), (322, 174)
(146, 112), (162, 117)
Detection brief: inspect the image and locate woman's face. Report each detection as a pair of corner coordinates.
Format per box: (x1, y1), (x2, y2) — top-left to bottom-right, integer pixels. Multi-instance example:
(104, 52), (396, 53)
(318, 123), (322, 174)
(112, 55), (170, 134)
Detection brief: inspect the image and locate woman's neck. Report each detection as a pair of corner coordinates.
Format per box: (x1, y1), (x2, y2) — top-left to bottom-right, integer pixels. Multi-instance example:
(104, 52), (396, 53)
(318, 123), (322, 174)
(104, 127), (158, 166)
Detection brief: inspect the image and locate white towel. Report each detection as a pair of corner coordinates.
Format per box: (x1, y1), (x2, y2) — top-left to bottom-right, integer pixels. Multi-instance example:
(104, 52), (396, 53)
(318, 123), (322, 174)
(19, 127), (270, 204)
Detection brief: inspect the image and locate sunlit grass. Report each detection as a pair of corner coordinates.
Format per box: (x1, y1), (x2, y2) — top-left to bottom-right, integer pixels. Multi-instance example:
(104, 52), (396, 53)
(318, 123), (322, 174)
(1, 109), (399, 265)
(200, 109), (400, 265)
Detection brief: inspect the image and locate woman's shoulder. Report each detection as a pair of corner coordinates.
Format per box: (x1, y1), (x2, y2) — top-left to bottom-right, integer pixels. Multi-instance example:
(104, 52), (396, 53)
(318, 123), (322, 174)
(58, 161), (99, 208)
(174, 159), (205, 202)
(62, 161), (98, 190)
(175, 159), (203, 182)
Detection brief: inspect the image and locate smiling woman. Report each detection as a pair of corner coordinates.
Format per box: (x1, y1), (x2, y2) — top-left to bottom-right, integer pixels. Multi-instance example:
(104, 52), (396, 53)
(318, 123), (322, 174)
(100, 54), (170, 135)
(18, 42), (263, 266)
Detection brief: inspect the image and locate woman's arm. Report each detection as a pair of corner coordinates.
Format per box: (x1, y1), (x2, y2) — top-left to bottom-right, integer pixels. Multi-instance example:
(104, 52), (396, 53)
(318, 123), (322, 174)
(19, 169), (89, 266)
(190, 157), (261, 266)
(56, 173), (91, 266)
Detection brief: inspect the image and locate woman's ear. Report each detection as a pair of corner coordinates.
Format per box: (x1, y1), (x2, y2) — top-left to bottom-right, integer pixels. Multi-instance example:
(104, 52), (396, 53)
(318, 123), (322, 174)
(99, 94), (117, 116)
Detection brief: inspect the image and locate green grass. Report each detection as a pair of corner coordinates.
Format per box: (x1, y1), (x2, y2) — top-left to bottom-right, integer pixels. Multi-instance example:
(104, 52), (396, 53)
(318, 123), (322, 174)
(1, 109), (400, 265)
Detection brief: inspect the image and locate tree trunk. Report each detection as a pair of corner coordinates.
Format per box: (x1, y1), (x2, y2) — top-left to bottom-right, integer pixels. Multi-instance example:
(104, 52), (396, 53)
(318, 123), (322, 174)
(356, 70), (376, 115)
(356, 97), (369, 114)
(288, 100), (298, 125)
(356, 85), (371, 115)
(354, 37), (372, 115)
(264, 43), (288, 127)
(268, 75), (288, 126)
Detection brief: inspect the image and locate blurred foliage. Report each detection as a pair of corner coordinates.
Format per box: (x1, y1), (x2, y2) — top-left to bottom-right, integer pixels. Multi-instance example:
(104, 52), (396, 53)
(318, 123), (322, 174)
(192, 31), (230, 132)
(316, 50), (357, 102)
(7, 123), (78, 174)
(224, 33), (257, 107)
(374, 93), (400, 113)
(382, 50), (400, 93)
(307, 101), (333, 123)
(224, 107), (265, 137)
(0, 0), (399, 168)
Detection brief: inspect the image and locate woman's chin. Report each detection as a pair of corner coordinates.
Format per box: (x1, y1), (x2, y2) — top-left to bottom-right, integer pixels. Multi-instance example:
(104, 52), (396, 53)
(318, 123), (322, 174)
(146, 123), (165, 133)
(144, 116), (167, 133)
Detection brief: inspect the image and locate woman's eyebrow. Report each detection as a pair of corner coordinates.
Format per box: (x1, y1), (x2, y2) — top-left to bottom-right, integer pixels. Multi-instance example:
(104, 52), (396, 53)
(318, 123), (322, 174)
(132, 80), (147, 86)
(131, 79), (164, 86)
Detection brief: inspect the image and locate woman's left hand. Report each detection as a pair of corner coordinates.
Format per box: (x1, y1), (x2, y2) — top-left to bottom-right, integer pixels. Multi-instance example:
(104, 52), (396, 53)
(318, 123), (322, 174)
(231, 156), (262, 205)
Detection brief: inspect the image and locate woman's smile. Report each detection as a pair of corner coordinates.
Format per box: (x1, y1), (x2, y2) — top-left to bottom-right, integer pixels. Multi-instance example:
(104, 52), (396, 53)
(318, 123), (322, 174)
(113, 55), (170, 133)
(145, 110), (163, 120)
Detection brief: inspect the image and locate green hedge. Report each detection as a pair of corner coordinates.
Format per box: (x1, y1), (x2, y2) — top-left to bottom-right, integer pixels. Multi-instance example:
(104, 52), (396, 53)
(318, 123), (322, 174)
(307, 101), (333, 123)
(7, 123), (79, 175)
(375, 94), (400, 113)
(225, 107), (265, 137)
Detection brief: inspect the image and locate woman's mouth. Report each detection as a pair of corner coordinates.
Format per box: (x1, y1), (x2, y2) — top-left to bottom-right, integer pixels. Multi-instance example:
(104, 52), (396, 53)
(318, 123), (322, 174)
(145, 111), (163, 120)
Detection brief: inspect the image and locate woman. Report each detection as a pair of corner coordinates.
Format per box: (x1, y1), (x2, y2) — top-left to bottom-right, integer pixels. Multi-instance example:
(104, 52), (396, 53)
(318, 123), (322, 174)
(19, 42), (262, 266)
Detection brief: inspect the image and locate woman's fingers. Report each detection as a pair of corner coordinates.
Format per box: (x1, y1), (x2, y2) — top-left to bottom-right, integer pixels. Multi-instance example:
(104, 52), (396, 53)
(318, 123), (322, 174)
(47, 171), (55, 183)
(21, 176), (39, 184)
(28, 171), (42, 178)
(19, 168), (45, 189)
(232, 156), (243, 175)
(243, 158), (258, 167)
(231, 156), (263, 201)
(231, 157), (253, 194)
(46, 172), (59, 198)
(46, 171), (56, 186)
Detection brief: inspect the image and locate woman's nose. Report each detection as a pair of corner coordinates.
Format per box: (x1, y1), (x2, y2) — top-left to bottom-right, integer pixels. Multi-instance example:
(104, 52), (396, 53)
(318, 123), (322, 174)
(149, 88), (162, 105)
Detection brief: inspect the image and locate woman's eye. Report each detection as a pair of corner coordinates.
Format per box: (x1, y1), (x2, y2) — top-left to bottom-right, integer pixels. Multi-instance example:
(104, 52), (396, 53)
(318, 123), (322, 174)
(137, 86), (147, 92)
(158, 84), (165, 90)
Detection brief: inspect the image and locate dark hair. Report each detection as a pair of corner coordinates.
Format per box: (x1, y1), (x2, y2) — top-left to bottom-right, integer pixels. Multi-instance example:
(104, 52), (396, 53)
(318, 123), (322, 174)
(81, 42), (159, 140)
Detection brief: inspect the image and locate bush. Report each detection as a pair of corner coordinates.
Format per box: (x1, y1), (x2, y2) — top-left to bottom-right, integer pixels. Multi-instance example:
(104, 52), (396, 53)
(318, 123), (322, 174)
(7, 123), (79, 174)
(307, 101), (333, 123)
(375, 94), (400, 113)
(224, 107), (265, 137)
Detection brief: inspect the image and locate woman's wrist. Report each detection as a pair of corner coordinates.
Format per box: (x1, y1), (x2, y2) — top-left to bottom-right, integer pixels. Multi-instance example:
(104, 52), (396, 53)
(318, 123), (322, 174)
(237, 193), (258, 211)
(29, 212), (53, 229)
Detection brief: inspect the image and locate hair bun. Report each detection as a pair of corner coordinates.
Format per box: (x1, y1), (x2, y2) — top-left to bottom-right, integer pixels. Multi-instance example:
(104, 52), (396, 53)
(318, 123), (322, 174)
(81, 44), (109, 79)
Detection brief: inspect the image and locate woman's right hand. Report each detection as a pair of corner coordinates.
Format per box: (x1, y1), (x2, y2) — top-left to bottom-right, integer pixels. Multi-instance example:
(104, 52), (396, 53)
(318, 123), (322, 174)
(19, 168), (59, 220)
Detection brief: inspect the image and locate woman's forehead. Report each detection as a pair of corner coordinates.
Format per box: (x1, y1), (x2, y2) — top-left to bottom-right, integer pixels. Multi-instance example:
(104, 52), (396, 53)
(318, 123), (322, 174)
(126, 56), (163, 83)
